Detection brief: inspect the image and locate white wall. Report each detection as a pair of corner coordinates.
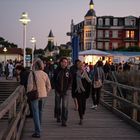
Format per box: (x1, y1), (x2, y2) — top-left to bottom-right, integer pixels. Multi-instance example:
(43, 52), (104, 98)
(0, 54), (22, 62)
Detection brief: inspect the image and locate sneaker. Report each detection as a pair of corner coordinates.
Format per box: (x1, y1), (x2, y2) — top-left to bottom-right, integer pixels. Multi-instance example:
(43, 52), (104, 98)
(32, 133), (40, 138)
(90, 105), (97, 109)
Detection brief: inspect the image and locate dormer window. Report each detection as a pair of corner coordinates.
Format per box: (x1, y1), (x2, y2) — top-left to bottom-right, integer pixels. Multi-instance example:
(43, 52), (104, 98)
(98, 18), (103, 26)
(113, 18), (118, 26)
(125, 17), (136, 26)
(105, 18), (110, 26)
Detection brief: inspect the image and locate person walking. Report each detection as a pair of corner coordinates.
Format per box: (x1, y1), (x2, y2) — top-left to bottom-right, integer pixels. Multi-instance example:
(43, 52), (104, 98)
(90, 61), (105, 110)
(70, 59), (80, 111)
(8, 60), (14, 79)
(53, 57), (71, 127)
(27, 58), (51, 138)
(15, 65), (33, 117)
(72, 61), (91, 125)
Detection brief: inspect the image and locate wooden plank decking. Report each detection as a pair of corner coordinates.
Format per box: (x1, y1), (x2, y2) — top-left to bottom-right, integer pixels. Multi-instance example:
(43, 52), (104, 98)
(21, 90), (140, 140)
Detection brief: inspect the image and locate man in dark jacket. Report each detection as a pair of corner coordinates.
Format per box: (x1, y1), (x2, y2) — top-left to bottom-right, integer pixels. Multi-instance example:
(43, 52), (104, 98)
(53, 57), (71, 126)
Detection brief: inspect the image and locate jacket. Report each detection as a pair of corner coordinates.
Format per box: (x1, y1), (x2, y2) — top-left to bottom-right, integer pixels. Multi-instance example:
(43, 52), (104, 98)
(27, 70), (51, 98)
(53, 66), (71, 95)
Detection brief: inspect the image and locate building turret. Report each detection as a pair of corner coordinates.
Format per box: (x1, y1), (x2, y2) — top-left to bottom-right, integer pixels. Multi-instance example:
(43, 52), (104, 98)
(85, 0), (96, 17)
(84, 0), (96, 50)
(47, 30), (54, 51)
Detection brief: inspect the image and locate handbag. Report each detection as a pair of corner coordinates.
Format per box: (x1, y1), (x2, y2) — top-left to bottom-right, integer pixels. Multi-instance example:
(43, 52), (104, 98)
(93, 68), (102, 88)
(27, 71), (38, 101)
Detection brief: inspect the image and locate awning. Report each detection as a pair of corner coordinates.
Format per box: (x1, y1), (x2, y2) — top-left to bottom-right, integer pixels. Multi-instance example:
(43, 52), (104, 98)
(79, 49), (111, 56)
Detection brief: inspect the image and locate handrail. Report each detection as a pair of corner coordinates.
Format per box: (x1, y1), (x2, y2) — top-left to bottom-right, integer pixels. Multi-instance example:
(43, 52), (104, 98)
(108, 71), (124, 98)
(0, 85), (28, 140)
(101, 80), (140, 130)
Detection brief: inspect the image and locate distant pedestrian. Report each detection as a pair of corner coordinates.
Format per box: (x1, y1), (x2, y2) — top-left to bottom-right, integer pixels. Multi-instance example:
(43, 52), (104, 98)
(53, 57), (71, 127)
(8, 60), (14, 79)
(5, 60), (9, 79)
(72, 61), (91, 125)
(91, 61), (105, 110)
(27, 58), (51, 138)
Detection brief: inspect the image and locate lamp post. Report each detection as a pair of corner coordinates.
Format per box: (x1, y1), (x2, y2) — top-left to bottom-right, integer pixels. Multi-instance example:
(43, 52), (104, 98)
(3, 47), (7, 65)
(19, 12), (31, 67)
(30, 36), (36, 65)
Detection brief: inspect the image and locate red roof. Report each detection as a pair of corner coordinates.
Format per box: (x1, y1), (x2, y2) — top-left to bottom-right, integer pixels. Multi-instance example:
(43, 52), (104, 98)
(0, 48), (23, 55)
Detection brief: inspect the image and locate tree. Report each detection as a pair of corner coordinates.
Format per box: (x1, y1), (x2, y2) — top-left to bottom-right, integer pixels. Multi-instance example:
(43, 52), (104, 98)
(59, 49), (71, 57)
(0, 36), (18, 48)
(34, 49), (45, 55)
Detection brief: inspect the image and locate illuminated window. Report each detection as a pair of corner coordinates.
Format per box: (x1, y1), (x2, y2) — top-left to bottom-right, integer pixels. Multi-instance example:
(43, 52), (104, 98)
(126, 31), (135, 38)
(86, 31), (91, 37)
(126, 31), (130, 38)
(131, 31), (134, 38)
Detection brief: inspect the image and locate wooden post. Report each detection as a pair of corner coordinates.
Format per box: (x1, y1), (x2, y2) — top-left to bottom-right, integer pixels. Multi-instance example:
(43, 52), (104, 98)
(132, 91), (138, 121)
(112, 85), (117, 108)
(8, 100), (16, 123)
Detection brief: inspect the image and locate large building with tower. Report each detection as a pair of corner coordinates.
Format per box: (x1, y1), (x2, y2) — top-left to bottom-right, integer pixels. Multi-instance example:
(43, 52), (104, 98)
(71, 0), (140, 51)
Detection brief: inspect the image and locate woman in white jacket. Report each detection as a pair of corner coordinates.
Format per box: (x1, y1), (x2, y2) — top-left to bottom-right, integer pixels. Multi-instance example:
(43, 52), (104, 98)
(27, 58), (51, 138)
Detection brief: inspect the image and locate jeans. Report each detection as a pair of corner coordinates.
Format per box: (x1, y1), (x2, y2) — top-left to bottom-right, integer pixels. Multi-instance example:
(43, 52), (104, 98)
(54, 91), (69, 123)
(31, 99), (43, 135)
(92, 88), (101, 105)
(76, 93), (86, 120)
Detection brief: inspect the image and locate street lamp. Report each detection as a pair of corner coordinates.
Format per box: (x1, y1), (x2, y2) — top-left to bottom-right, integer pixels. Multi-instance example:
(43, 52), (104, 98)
(30, 36), (36, 65)
(19, 12), (31, 67)
(3, 47), (7, 65)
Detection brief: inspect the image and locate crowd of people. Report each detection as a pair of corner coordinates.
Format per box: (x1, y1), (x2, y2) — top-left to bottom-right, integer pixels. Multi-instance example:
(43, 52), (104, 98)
(1, 57), (140, 138)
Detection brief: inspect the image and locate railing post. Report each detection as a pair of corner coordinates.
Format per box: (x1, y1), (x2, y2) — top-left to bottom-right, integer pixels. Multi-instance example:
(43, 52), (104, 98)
(112, 85), (117, 108)
(9, 100), (16, 123)
(132, 91), (138, 121)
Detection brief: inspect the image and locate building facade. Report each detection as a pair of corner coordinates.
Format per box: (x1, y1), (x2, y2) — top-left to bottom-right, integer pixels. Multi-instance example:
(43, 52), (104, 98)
(96, 16), (140, 50)
(71, 0), (140, 51)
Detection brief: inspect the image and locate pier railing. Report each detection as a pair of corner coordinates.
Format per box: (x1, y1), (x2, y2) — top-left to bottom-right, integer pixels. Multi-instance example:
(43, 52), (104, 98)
(101, 80), (140, 130)
(0, 86), (27, 140)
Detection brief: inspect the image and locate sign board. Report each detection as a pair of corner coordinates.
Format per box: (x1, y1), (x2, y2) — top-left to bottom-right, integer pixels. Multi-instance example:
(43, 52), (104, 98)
(26, 55), (31, 61)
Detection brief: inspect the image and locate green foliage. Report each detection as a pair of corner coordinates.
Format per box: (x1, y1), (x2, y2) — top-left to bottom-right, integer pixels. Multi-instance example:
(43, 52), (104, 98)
(59, 49), (71, 57)
(26, 48), (32, 54)
(0, 36), (18, 48)
(34, 49), (45, 55)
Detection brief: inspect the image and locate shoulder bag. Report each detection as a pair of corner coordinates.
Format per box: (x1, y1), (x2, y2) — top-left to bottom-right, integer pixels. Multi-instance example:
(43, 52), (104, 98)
(27, 71), (38, 101)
